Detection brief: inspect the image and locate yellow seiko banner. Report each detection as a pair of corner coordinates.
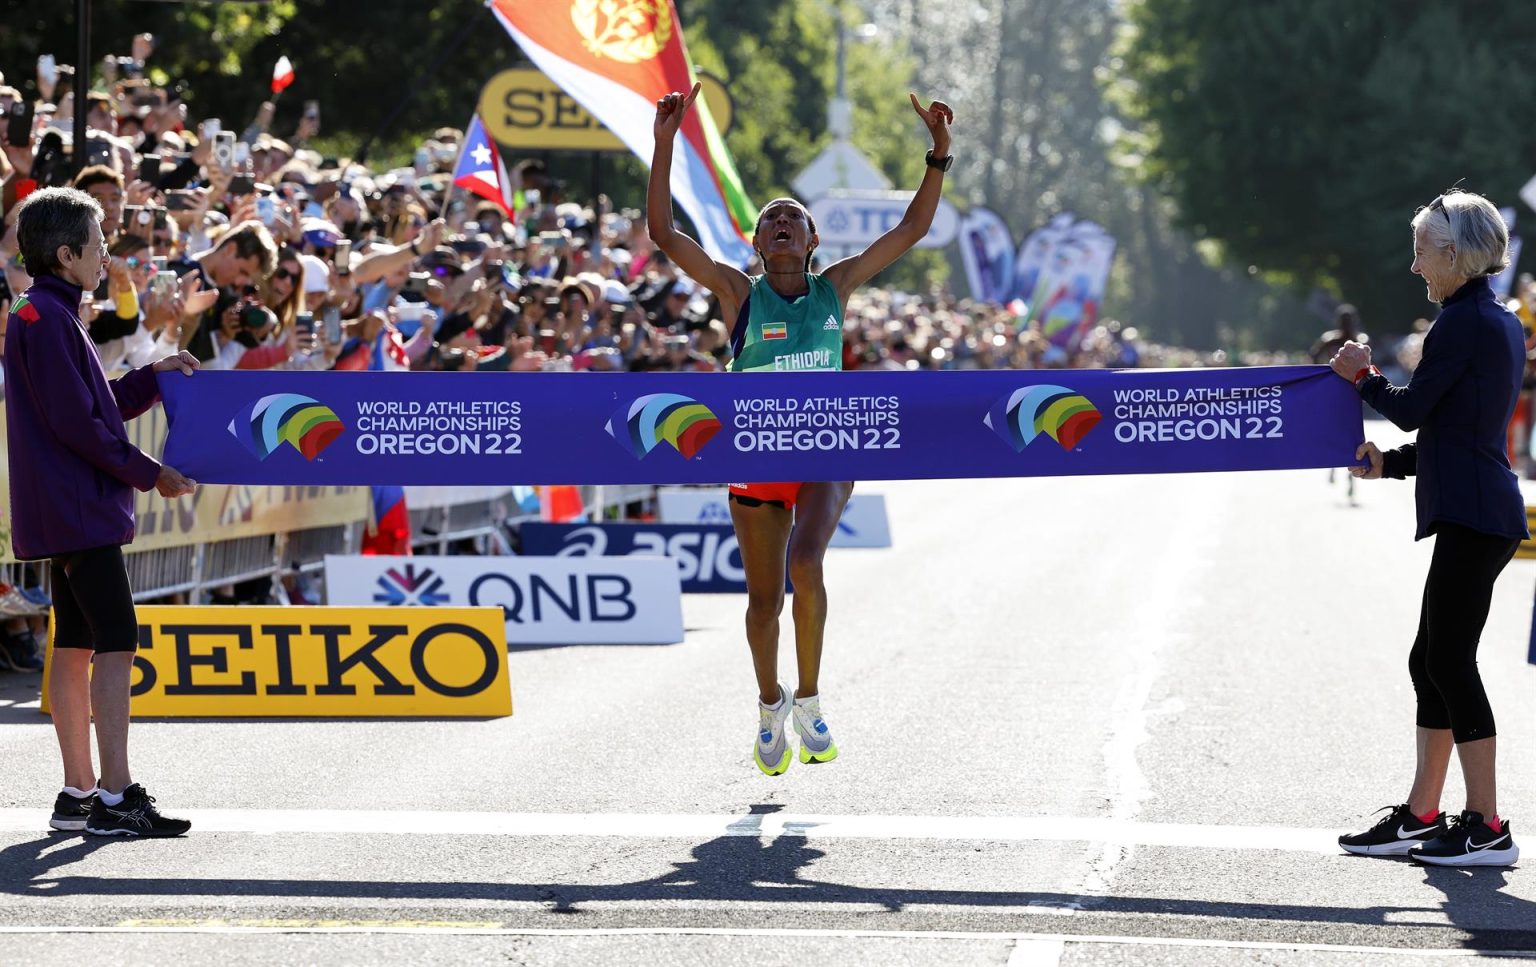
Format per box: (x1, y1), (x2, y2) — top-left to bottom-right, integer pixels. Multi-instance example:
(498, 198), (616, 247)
(41, 606), (513, 718)
(0, 405), (369, 563)
(478, 67), (733, 151)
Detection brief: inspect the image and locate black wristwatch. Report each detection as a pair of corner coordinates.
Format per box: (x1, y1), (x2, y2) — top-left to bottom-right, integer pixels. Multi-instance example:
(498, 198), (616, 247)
(925, 149), (953, 172)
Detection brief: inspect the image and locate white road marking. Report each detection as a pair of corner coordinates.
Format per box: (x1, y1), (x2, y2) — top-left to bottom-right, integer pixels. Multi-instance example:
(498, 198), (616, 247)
(0, 807), (1344, 851)
(1085, 520), (1213, 893)
(0, 924), (1527, 959)
(1008, 937), (1066, 967)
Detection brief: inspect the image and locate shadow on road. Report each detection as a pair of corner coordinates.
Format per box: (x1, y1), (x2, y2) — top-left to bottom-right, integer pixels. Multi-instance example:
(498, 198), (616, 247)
(2, 803), (1532, 951)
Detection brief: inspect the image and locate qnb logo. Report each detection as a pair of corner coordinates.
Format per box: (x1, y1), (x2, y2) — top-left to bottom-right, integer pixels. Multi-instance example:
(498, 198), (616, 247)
(984, 385), (1101, 452)
(606, 393), (722, 460)
(374, 564), (451, 606)
(229, 393), (345, 461)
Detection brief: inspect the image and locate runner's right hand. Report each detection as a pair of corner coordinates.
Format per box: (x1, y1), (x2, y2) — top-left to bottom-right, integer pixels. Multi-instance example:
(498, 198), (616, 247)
(654, 82), (700, 142)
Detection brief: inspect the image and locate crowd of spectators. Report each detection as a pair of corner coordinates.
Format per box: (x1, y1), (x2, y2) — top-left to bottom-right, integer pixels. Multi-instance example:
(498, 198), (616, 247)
(0, 37), (1305, 396)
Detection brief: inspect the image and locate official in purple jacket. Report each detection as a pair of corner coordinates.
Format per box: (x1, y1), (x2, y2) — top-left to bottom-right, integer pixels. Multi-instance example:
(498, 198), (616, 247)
(4, 187), (199, 837)
(1330, 190), (1523, 868)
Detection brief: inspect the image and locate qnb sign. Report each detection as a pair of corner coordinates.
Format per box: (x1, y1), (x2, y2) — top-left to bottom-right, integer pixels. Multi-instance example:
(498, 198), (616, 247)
(467, 572), (638, 624)
(43, 606), (515, 718)
(324, 555), (685, 645)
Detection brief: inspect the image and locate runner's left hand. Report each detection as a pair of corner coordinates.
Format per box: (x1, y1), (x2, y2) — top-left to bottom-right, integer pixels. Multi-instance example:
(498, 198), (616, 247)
(909, 94), (954, 157)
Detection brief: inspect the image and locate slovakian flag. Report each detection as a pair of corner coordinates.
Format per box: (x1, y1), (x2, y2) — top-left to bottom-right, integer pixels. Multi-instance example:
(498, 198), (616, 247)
(452, 115), (515, 216)
(271, 56), (295, 95)
(489, 0), (754, 265)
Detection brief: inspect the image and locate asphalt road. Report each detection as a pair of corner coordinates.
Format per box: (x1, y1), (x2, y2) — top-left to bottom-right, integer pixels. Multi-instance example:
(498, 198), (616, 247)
(1, 424), (1533, 965)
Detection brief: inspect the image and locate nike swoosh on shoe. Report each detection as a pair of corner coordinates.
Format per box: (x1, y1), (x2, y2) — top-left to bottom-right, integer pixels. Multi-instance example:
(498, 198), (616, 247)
(1467, 835), (1510, 850)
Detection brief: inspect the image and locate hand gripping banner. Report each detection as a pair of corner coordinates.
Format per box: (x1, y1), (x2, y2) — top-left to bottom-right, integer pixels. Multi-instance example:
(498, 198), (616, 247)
(158, 368), (1364, 487)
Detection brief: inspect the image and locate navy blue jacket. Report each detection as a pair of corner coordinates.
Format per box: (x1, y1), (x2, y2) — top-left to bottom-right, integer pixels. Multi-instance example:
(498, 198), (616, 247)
(4, 273), (162, 560)
(1359, 276), (1528, 541)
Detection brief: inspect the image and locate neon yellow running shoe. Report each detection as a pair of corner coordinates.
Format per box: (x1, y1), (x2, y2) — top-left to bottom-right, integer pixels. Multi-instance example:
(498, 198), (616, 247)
(793, 694), (838, 764)
(754, 684), (792, 776)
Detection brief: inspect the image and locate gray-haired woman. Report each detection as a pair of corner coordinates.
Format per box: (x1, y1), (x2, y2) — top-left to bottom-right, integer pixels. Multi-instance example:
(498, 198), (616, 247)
(1329, 190), (1524, 867)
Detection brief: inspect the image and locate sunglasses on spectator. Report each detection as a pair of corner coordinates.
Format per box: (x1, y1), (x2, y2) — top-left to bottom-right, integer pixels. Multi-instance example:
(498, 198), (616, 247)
(1429, 195), (1452, 224)
(121, 256), (148, 269)
(272, 266), (299, 282)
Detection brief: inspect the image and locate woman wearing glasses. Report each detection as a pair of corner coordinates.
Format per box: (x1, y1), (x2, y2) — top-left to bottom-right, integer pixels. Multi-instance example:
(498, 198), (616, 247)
(1330, 190), (1524, 867)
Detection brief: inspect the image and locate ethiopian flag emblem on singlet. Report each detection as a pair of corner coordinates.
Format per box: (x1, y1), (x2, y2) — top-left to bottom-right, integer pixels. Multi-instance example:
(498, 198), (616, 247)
(10, 295), (39, 324)
(762, 322), (788, 341)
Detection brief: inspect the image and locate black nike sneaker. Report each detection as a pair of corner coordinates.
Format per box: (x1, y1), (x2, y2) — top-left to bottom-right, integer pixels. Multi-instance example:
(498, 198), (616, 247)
(1339, 803), (1446, 856)
(1410, 811), (1519, 867)
(49, 790), (95, 832)
(84, 784), (192, 838)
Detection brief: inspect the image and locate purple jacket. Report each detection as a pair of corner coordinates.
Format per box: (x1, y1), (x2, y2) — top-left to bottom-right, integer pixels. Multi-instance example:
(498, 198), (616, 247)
(4, 273), (162, 560)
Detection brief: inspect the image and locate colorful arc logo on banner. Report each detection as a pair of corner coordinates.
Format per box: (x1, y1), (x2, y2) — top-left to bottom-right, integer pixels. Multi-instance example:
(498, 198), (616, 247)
(984, 385), (1101, 452)
(228, 393), (346, 462)
(606, 393), (722, 460)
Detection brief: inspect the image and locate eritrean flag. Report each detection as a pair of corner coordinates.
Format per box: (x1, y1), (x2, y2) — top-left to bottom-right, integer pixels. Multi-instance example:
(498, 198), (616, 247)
(489, 0), (754, 265)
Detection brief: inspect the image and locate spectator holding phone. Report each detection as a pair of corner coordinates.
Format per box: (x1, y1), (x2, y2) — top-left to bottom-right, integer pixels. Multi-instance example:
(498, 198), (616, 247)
(169, 220), (277, 361)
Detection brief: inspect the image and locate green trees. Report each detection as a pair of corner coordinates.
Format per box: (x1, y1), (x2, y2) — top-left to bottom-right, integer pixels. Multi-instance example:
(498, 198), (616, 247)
(1114, 0), (1536, 333)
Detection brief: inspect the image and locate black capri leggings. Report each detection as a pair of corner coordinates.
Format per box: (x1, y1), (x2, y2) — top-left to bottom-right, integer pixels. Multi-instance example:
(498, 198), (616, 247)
(1408, 523), (1519, 743)
(49, 544), (139, 654)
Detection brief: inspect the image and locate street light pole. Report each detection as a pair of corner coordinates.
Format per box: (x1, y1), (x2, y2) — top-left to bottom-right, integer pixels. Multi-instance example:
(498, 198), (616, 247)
(73, 0), (91, 177)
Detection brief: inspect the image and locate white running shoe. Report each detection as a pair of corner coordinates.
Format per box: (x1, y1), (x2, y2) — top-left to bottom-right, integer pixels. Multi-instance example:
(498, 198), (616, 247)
(792, 693), (838, 764)
(754, 684), (792, 776)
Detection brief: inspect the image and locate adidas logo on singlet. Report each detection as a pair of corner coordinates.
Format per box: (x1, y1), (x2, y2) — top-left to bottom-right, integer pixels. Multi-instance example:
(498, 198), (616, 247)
(823, 314), (839, 331)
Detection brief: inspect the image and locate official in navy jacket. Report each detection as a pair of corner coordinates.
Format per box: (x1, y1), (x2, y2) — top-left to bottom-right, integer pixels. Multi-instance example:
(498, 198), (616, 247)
(1329, 190), (1523, 868)
(3, 187), (198, 837)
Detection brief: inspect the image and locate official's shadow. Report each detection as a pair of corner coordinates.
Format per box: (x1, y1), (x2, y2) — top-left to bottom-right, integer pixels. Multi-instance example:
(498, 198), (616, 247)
(2, 804), (1533, 951)
(1420, 864), (1536, 947)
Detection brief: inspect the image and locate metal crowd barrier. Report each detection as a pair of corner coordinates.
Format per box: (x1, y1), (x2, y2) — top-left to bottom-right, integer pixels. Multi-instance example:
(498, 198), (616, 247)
(0, 485), (663, 612)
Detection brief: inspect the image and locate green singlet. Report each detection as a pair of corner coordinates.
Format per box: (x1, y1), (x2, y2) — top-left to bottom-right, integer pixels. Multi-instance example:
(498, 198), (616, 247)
(728, 273), (845, 373)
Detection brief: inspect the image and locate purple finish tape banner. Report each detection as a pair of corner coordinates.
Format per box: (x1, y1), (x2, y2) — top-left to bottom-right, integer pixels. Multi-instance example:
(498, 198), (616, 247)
(157, 367), (1364, 486)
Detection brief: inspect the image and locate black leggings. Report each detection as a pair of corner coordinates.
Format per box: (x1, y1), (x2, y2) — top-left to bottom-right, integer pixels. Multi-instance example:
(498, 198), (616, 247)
(49, 545), (139, 654)
(1409, 523), (1519, 743)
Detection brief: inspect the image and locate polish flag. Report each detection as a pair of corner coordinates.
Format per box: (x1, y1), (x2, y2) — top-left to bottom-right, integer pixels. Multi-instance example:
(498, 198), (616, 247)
(489, 0), (754, 265)
(271, 56), (295, 95)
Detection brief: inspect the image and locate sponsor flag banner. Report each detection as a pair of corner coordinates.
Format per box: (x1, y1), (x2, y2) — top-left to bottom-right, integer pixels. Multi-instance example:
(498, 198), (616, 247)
(40, 606), (512, 718)
(521, 522), (753, 593)
(324, 554), (684, 645)
(160, 369), (1364, 487)
(489, 0), (755, 264)
(656, 488), (892, 549)
(958, 207), (1016, 304)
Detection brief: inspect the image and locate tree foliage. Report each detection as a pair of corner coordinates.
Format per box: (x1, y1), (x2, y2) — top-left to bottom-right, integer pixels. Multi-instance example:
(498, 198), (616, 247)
(1113, 0), (1536, 332)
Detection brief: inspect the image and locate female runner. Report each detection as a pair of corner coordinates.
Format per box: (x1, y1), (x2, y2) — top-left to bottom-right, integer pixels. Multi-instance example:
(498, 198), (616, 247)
(648, 83), (953, 774)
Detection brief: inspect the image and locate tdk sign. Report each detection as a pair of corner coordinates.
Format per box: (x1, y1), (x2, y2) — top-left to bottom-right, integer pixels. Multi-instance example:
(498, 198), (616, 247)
(521, 523), (752, 593)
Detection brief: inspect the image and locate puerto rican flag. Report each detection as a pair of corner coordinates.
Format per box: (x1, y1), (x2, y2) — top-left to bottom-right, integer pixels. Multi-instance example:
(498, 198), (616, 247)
(489, 0), (754, 265)
(452, 115), (515, 216)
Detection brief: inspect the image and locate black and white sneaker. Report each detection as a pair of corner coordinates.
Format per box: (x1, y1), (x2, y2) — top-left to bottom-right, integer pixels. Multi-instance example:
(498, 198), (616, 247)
(85, 784), (192, 838)
(1339, 803), (1446, 856)
(1410, 811), (1519, 867)
(49, 790), (96, 832)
